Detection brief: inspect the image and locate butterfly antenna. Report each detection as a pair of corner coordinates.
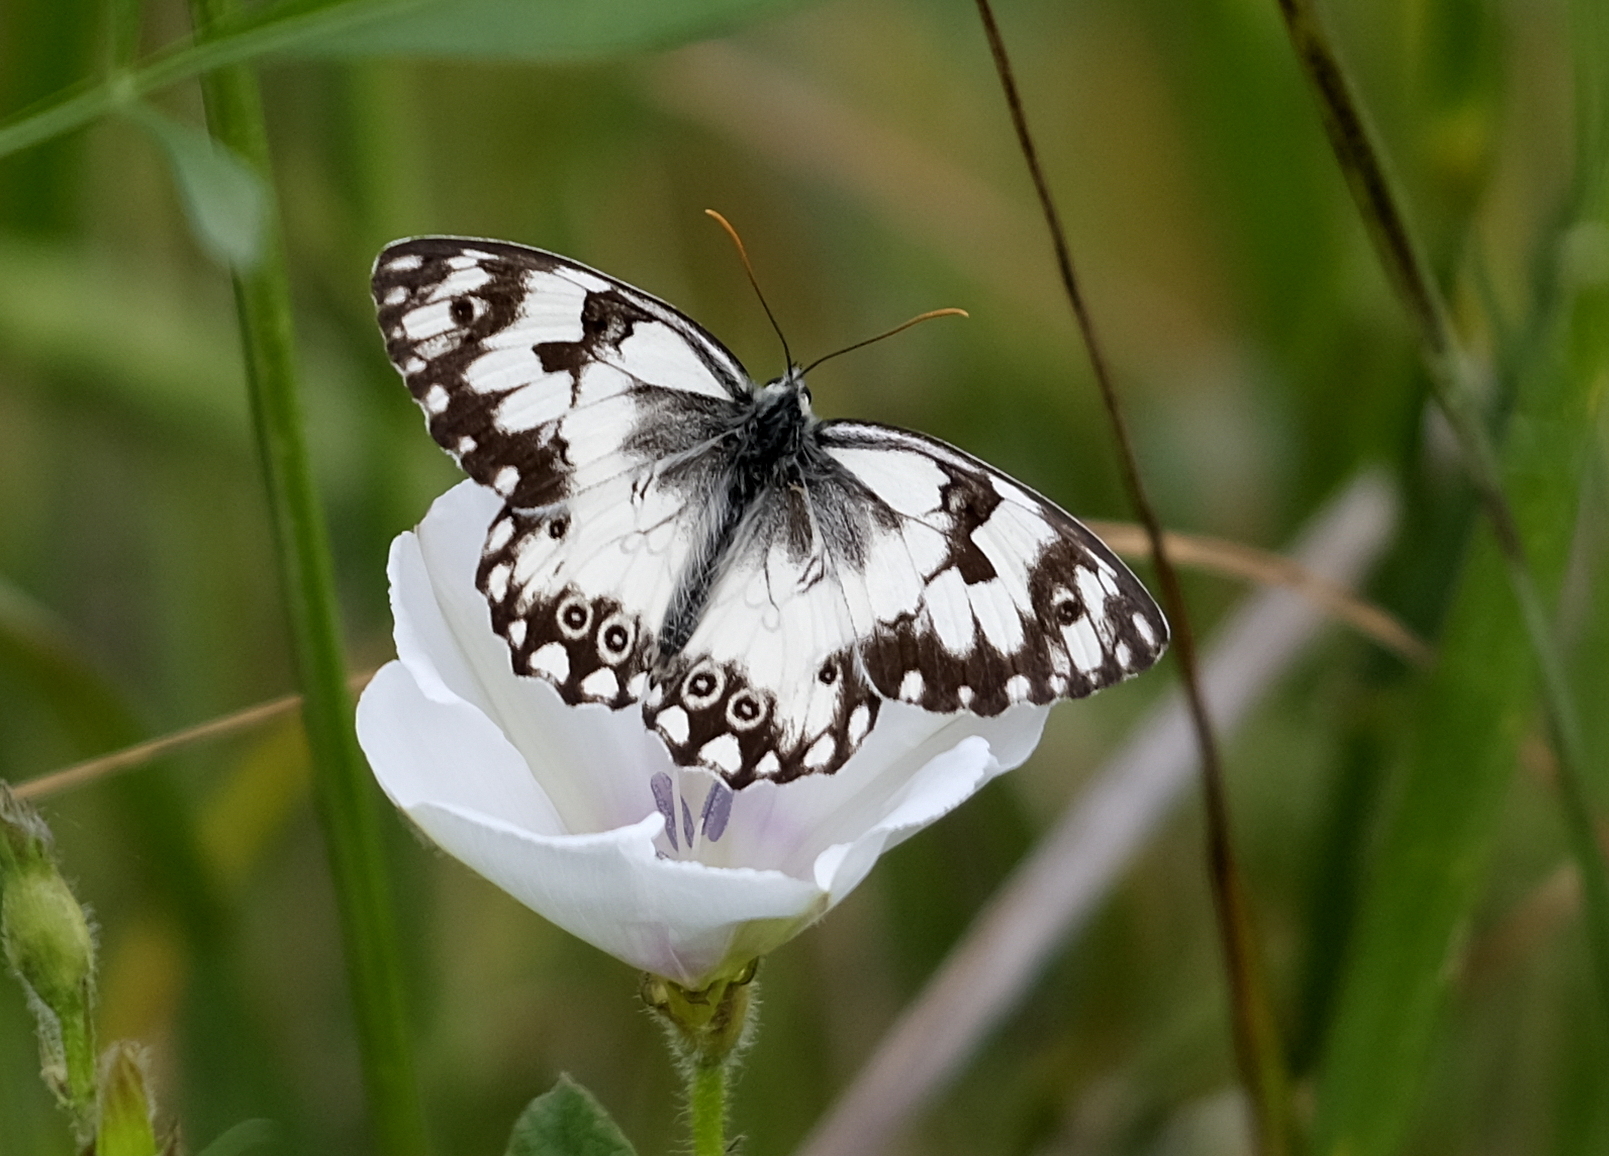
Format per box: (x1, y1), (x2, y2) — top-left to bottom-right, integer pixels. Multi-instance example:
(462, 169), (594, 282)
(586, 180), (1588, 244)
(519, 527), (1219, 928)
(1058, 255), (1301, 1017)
(800, 308), (969, 377)
(705, 209), (794, 368)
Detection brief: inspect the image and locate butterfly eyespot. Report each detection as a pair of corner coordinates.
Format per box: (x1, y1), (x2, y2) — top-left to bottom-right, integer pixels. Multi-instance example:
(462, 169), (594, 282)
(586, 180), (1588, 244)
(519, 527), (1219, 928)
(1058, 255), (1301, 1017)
(449, 297), (477, 326)
(557, 595), (592, 638)
(598, 614), (634, 662)
(548, 516), (569, 539)
(726, 690), (766, 731)
(1055, 597), (1081, 625)
(682, 663), (725, 708)
(818, 662), (837, 685)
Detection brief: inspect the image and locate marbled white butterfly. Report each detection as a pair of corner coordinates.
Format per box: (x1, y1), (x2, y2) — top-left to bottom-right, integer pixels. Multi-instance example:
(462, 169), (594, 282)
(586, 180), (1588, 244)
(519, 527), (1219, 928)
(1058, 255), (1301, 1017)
(373, 237), (1168, 787)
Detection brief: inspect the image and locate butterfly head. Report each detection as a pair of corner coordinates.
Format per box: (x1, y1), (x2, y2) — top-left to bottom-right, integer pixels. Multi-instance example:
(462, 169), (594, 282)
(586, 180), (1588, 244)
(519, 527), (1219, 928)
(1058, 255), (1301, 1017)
(755, 365), (813, 416)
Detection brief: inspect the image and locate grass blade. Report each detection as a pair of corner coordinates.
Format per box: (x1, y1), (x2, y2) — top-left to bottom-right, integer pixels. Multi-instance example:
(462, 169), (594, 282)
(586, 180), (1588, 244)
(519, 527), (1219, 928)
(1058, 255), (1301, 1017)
(1270, 0), (1609, 1049)
(1311, 257), (1603, 1156)
(184, 0), (428, 1150)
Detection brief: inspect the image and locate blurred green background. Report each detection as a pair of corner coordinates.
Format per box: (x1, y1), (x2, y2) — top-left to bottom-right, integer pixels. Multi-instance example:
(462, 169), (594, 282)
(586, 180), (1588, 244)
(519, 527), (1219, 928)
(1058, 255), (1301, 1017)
(1, 0), (1606, 1153)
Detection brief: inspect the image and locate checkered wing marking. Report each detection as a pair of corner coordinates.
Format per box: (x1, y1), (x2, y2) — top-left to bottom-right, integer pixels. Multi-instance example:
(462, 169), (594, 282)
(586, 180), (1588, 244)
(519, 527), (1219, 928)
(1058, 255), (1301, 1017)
(373, 236), (751, 707)
(822, 422), (1169, 714)
(640, 423), (1168, 787)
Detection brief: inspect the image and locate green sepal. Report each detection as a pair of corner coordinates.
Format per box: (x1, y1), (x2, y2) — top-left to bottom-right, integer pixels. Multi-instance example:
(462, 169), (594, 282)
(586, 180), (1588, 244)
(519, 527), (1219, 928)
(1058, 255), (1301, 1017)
(96, 1043), (160, 1156)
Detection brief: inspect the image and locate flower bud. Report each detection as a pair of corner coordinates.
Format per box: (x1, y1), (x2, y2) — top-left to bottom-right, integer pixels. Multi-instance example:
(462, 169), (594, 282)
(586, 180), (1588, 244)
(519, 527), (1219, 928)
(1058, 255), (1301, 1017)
(2, 860), (96, 1009)
(0, 786), (98, 1135)
(96, 1042), (161, 1156)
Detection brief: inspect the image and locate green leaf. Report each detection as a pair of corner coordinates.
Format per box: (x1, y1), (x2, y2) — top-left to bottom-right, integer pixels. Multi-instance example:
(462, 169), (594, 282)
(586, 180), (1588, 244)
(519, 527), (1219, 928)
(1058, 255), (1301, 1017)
(128, 103), (266, 269)
(506, 1076), (638, 1156)
(251, 0), (809, 60)
(0, 0), (811, 163)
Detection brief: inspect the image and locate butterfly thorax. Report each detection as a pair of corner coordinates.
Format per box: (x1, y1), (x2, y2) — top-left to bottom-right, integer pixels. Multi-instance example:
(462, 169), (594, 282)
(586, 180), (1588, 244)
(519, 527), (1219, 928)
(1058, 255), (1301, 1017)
(731, 370), (817, 501)
(657, 369), (821, 658)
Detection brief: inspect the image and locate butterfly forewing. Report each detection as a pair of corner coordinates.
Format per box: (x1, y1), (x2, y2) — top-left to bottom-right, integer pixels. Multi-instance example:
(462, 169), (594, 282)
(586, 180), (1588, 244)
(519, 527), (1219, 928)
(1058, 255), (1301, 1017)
(820, 423), (1169, 712)
(373, 237), (747, 507)
(374, 237), (752, 709)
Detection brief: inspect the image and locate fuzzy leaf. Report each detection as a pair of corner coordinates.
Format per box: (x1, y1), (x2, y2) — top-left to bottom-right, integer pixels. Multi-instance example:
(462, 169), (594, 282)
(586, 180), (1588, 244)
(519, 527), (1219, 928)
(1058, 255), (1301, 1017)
(506, 1076), (637, 1156)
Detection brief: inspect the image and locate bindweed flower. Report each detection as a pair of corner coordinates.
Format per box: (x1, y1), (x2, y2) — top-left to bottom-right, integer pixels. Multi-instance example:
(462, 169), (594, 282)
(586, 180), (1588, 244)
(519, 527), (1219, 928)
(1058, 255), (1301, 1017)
(358, 482), (1049, 988)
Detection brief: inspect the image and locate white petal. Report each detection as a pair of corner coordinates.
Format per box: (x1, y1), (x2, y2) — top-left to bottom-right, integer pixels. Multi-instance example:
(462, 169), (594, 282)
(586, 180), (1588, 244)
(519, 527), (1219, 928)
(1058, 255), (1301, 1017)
(358, 661), (563, 836)
(405, 800), (825, 985)
(391, 482), (668, 834)
(361, 643), (830, 985)
(364, 479), (1054, 986)
(710, 701), (1049, 882)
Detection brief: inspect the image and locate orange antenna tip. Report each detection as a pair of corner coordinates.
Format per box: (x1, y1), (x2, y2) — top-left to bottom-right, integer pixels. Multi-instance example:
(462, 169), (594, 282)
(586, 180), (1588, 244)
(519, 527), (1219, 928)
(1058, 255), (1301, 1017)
(705, 209), (792, 367)
(801, 307), (970, 376)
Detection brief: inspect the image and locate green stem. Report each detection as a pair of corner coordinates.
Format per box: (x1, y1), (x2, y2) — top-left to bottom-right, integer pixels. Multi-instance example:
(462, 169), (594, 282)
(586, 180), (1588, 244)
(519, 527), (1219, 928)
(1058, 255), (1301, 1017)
(59, 1001), (97, 1129)
(687, 1061), (728, 1156)
(182, 3), (428, 1153)
(1273, 0), (1609, 1023)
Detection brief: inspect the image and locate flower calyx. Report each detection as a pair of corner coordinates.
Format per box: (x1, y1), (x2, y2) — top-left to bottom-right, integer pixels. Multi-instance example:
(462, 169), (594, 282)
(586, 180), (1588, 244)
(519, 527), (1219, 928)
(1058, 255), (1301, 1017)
(642, 959), (759, 1070)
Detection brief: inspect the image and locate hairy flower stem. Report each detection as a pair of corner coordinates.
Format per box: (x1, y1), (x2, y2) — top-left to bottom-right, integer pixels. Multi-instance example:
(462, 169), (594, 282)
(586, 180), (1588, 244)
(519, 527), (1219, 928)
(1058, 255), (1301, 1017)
(644, 964), (758, 1156)
(181, 1), (427, 1152)
(687, 1060), (729, 1156)
(971, 2), (1295, 1152)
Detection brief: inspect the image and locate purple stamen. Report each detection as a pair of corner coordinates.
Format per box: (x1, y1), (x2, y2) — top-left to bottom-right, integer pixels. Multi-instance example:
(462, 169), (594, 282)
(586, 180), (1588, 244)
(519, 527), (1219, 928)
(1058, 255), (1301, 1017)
(651, 772), (678, 851)
(700, 782), (732, 843)
(681, 798), (695, 847)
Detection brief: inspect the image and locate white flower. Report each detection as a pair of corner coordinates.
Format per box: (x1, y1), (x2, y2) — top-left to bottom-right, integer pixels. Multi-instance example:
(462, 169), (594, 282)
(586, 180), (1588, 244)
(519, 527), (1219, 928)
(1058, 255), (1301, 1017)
(357, 482), (1049, 988)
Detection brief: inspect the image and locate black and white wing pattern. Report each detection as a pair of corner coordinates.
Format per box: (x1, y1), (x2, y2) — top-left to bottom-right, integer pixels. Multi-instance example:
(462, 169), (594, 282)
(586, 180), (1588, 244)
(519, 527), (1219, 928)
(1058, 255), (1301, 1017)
(373, 236), (1168, 789)
(822, 423), (1167, 711)
(639, 423), (1168, 786)
(374, 237), (747, 709)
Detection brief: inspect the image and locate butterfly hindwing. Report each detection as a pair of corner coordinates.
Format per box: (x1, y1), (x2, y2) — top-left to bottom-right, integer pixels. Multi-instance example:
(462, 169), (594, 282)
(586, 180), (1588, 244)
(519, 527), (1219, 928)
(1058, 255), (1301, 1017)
(642, 483), (882, 785)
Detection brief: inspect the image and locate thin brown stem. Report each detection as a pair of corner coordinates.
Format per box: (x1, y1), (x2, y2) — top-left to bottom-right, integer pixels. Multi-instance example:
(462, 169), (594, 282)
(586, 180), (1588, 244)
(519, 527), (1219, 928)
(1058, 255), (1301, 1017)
(972, 2), (1294, 1151)
(1087, 523), (1430, 666)
(10, 520), (1427, 808)
(13, 671), (377, 802)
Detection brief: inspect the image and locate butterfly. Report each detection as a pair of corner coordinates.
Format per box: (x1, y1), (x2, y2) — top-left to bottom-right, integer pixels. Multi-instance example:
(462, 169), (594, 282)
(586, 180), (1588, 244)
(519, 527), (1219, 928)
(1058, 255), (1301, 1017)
(372, 236), (1168, 788)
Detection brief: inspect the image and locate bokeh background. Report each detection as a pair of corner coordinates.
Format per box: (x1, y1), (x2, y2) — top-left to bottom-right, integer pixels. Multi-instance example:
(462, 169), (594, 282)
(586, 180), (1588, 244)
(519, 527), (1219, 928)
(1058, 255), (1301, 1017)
(1, 0), (1606, 1153)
